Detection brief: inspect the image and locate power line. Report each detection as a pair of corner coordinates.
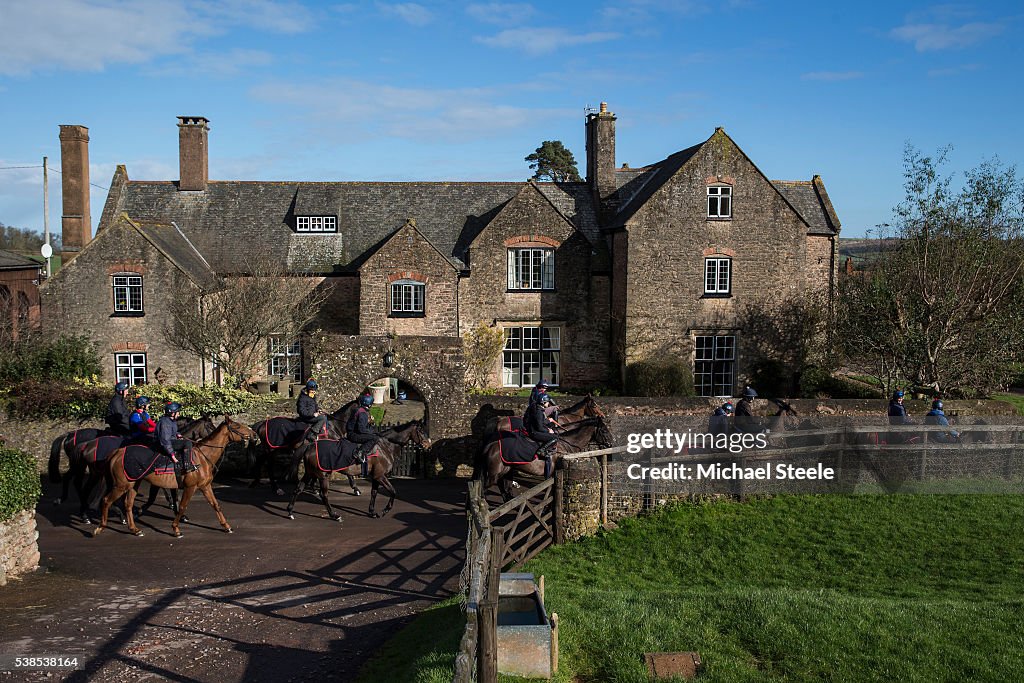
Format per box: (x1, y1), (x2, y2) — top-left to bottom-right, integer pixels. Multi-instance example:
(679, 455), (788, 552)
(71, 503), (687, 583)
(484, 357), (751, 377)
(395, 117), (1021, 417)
(0, 164), (110, 191)
(41, 167), (109, 191)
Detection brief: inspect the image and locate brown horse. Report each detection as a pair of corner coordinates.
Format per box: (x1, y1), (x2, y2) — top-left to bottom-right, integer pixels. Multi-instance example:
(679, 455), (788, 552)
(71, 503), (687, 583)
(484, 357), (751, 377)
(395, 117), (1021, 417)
(481, 394), (606, 438)
(248, 402), (358, 496)
(286, 420), (431, 522)
(92, 417), (259, 538)
(475, 415), (612, 500)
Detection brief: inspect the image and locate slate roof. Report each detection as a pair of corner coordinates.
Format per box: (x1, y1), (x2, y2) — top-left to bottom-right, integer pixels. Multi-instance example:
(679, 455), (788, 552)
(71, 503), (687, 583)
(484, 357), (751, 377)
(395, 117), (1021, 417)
(112, 180), (602, 274)
(124, 217), (222, 292)
(0, 249), (40, 271)
(771, 179), (841, 236)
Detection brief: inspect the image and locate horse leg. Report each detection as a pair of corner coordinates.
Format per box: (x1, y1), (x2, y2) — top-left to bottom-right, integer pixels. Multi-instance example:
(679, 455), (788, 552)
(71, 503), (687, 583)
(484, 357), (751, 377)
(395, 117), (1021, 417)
(248, 447), (264, 488)
(346, 474), (361, 496)
(318, 473), (341, 522)
(198, 484), (232, 533)
(286, 472), (311, 520)
(124, 485), (143, 536)
(377, 475), (398, 517)
(92, 482), (129, 537)
(171, 486), (197, 538)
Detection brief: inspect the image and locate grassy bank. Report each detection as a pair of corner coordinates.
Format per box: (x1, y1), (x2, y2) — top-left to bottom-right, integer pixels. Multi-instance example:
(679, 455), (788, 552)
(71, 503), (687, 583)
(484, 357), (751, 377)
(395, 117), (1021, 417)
(362, 494), (1024, 682)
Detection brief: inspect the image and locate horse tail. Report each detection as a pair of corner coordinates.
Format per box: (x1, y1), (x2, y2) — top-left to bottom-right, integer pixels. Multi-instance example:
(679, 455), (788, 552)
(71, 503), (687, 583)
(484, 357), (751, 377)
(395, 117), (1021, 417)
(471, 444), (485, 481)
(48, 434), (67, 483)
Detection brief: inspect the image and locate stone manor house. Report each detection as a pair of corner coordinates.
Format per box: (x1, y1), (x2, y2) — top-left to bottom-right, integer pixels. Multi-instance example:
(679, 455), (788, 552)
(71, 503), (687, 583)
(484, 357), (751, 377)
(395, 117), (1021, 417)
(42, 104), (839, 397)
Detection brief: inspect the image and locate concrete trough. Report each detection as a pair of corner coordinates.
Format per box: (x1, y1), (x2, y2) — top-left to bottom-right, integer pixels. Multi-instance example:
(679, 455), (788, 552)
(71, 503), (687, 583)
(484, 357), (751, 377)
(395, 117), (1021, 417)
(497, 573), (558, 679)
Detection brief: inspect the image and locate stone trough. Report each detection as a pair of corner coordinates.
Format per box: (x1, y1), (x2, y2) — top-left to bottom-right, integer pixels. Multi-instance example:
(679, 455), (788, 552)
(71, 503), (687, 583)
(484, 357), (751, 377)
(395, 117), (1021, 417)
(497, 572), (558, 679)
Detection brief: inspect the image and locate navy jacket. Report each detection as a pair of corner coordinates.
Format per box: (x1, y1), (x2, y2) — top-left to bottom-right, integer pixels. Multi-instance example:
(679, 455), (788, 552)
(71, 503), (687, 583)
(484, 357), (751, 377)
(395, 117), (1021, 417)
(296, 392), (318, 421)
(347, 407), (373, 436)
(708, 409), (730, 436)
(105, 394), (131, 435)
(888, 400), (914, 425)
(156, 415), (179, 455)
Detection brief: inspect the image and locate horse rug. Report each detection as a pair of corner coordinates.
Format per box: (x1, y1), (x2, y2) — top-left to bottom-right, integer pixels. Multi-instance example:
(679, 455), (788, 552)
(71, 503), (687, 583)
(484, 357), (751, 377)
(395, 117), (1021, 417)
(79, 436), (125, 463)
(70, 428), (108, 447)
(122, 444), (195, 481)
(488, 432), (543, 465)
(261, 417), (326, 449)
(312, 439), (377, 473)
(494, 416), (528, 436)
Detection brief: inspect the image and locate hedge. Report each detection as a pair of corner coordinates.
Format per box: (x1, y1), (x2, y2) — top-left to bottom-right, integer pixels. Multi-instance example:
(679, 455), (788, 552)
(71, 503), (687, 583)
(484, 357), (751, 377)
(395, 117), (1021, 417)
(0, 444), (41, 523)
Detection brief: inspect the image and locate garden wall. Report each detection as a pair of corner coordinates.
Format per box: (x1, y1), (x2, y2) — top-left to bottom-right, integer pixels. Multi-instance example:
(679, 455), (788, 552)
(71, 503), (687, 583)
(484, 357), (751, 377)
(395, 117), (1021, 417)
(0, 510), (39, 586)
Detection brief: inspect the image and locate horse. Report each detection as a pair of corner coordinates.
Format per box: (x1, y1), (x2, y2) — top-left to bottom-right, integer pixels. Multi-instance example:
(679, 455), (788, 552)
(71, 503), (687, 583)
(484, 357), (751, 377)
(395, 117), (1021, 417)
(285, 420), (431, 523)
(248, 402), (360, 496)
(481, 394), (607, 438)
(48, 416), (217, 523)
(91, 417), (259, 538)
(474, 415), (613, 501)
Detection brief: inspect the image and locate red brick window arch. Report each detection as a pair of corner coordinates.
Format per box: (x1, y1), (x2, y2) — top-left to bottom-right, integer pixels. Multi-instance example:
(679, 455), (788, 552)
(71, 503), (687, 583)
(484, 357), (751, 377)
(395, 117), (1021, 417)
(389, 278), (425, 317)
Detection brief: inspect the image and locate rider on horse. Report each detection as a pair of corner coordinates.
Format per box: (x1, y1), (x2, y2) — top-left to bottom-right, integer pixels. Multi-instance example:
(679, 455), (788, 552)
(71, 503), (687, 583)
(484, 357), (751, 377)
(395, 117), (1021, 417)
(524, 393), (559, 459)
(344, 394), (374, 463)
(129, 396), (157, 443)
(297, 379), (328, 443)
(734, 386), (762, 434)
(105, 381), (132, 437)
(709, 401), (734, 437)
(925, 399), (960, 443)
(887, 389), (916, 444)
(157, 402), (195, 474)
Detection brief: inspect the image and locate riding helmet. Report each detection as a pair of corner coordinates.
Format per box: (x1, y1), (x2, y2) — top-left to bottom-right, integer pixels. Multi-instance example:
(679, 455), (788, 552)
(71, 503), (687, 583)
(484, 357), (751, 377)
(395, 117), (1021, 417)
(722, 402), (735, 413)
(306, 379), (318, 390)
(536, 379), (550, 390)
(165, 401), (182, 414)
(893, 390), (905, 400)
(932, 399), (943, 410)
(135, 396), (151, 408)
(360, 394), (374, 407)
(115, 381), (129, 392)
(742, 386), (758, 399)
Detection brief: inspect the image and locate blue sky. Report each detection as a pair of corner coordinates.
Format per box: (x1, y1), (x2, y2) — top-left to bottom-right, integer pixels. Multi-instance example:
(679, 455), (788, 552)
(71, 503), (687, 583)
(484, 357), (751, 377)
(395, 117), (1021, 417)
(0, 0), (1020, 239)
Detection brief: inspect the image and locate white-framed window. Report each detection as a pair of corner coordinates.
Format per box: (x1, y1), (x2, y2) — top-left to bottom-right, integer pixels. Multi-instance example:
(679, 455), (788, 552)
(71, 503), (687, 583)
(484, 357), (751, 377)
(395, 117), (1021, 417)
(296, 216), (337, 233)
(694, 335), (735, 397)
(115, 352), (147, 386)
(112, 274), (143, 314)
(707, 186), (732, 218)
(503, 326), (560, 387)
(390, 280), (425, 316)
(704, 257), (731, 295)
(268, 335), (302, 382)
(507, 248), (555, 290)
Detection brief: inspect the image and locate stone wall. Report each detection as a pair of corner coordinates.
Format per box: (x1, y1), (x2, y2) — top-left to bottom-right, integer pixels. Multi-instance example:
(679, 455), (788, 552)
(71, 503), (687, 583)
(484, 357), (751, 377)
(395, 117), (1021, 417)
(1, 510), (39, 585)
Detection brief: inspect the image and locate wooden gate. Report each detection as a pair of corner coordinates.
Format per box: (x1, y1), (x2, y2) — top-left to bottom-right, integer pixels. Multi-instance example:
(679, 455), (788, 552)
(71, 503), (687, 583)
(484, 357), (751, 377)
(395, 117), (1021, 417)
(375, 422), (422, 478)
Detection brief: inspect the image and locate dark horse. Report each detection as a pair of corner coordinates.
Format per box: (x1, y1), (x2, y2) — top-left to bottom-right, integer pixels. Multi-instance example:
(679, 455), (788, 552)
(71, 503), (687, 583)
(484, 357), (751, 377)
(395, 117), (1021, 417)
(92, 417), (259, 538)
(474, 416), (612, 501)
(249, 401), (360, 496)
(286, 420), (432, 523)
(48, 416), (216, 524)
(481, 394), (606, 438)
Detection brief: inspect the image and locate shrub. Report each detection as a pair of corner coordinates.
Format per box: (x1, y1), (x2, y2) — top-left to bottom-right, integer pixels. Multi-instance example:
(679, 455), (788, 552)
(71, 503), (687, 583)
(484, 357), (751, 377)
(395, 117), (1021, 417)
(0, 332), (101, 383)
(4, 378), (107, 419)
(132, 381), (276, 418)
(626, 359), (695, 397)
(0, 444), (41, 522)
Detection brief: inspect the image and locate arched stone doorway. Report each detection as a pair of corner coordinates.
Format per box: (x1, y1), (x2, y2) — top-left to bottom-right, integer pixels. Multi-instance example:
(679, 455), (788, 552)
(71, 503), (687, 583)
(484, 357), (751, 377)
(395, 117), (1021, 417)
(362, 375), (429, 429)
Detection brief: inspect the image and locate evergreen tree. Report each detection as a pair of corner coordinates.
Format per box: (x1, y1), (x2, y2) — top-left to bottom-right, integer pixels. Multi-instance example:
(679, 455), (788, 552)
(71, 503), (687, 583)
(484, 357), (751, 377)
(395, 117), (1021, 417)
(525, 141), (582, 182)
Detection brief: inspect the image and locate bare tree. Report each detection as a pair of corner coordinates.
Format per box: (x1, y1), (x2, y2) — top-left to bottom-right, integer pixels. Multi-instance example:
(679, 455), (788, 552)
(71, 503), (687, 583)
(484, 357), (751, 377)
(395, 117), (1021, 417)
(839, 146), (1024, 397)
(462, 322), (506, 390)
(163, 255), (332, 386)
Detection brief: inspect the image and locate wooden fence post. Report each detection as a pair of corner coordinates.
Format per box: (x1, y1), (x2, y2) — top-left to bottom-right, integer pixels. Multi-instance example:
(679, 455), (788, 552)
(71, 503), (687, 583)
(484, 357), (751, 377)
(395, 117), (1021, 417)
(600, 451), (608, 526)
(553, 467), (565, 545)
(477, 530), (504, 683)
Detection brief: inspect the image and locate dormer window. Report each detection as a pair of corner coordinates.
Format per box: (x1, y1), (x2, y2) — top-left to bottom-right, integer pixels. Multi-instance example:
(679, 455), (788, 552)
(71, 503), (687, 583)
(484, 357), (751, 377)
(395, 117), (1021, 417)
(296, 216), (337, 233)
(707, 186), (732, 219)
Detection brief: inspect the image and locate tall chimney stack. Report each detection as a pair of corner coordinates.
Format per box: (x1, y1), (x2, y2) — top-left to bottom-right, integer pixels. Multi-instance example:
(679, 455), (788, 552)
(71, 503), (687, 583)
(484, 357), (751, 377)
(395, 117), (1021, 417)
(586, 102), (617, 221)
(177, 116), (209, 191)
(59, 124), (92, 262)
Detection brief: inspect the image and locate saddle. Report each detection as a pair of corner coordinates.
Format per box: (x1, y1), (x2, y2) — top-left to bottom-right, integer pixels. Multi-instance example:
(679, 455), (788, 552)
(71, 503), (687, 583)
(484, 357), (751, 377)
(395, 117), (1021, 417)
(261, 417), (327, 449)
(312, 439), (377, 473)
(488, 432), (544, 465)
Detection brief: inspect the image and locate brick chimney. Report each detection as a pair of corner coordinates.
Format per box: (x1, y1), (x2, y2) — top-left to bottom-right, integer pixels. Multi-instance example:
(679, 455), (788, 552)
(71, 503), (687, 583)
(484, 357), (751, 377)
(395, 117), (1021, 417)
(586, 102), (617, 220)
(59, 124), (92, 262)
(177, 116), (209, 191)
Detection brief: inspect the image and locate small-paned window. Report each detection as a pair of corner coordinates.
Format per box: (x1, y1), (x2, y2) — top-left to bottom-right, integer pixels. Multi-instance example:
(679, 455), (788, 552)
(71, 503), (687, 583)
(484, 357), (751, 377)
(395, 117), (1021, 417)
(296, 216), (338, 233)
(112, 274), (143, 314)
(507, 248), (555, 290)
(115, 352), (147, 385)
(390, 280), (425, 317)
(704, 257), (732, 295)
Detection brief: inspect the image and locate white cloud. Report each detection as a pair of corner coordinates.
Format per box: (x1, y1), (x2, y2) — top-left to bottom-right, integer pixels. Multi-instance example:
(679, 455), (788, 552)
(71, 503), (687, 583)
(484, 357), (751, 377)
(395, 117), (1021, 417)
(377, 2), (433, 26)
(149, 48), (275, 78)
(890, 18), (1005, 51)
(475, 27), (619, 56)
(801, 71), (865, 82)
(927, 63), (981, 77)
(249, 78), (572, 143)
(466, 3), (536, 25)
(0, 0), (310, 76)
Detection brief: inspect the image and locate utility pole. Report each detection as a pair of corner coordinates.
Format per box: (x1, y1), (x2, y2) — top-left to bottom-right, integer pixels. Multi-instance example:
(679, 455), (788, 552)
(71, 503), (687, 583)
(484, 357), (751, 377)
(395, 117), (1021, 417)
(43, 156), (51, 278)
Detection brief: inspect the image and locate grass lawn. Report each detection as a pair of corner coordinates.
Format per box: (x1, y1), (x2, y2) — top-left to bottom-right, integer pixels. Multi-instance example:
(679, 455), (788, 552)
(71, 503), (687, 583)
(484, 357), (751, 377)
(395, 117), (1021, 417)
(359, 494), (1024, 682)
(992, 392), (1024, 415)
